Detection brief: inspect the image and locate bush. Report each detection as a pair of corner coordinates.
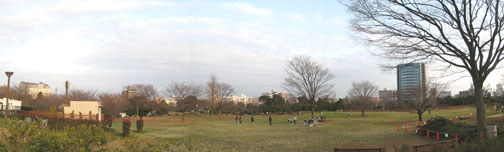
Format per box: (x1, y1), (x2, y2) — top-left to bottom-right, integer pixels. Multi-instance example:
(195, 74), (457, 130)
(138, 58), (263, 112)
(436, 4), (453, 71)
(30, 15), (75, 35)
(421, 116), (478, 142)
(123, 119), (131, 137)
(136, 119), (144, 132)
(0, 119), (108, 151)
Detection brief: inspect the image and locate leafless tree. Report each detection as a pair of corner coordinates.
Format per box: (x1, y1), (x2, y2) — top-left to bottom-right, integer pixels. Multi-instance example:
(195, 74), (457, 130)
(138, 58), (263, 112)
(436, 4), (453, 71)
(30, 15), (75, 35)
(347, 81), (378, 117)
(164, 81), (203, 121)
(283, 55), (335, 119)
(345, 0), (504, 131)
(401, 81), (448, 121)
(217, 83), (234, 116)
(69, 89), (97, 101)
(128, 84), (158, 117)
(99, 93), (124, 119)
(206, 74), (219, 115)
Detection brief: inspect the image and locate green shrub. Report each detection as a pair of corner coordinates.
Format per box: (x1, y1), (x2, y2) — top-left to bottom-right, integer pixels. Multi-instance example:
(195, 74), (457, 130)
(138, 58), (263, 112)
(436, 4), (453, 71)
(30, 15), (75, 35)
(0, 118), (108, 152)
(421, 116), (478, 142)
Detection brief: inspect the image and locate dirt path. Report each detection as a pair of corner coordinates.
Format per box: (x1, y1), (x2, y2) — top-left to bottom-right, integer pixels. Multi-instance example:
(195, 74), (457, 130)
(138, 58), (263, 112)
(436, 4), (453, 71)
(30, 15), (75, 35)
(488, 113), (504, 118)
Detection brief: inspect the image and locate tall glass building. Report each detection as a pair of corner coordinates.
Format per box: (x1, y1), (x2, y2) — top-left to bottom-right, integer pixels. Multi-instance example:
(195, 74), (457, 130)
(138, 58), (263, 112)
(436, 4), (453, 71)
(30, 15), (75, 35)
(397, 63), (426, 102)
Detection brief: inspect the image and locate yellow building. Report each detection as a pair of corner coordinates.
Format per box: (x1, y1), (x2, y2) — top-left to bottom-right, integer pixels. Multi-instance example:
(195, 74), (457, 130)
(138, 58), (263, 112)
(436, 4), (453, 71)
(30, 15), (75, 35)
(19, 81), (52, 98)
(63, 101), (102, 121)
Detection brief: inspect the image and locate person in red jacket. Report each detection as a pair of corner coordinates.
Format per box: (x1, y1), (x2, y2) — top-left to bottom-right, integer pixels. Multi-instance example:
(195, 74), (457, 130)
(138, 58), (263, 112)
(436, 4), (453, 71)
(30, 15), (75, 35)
(235, 115), (239, 124)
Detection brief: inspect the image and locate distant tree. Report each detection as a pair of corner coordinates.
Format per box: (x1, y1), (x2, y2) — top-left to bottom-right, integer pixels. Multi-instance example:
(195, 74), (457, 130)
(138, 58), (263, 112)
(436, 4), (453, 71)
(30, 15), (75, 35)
(347, 81), (378, 117)
(164, 81), (202, 122)
(217, 83), (234, 116)
(206, 74), (219, 115)
(99, 93), (124, 119)
(283, 55), (335, 119)
(129, 84), (159, 117)
(334, 98), (345, 110)
(69, 89), (97, 101)
(401, 81), (447, 121)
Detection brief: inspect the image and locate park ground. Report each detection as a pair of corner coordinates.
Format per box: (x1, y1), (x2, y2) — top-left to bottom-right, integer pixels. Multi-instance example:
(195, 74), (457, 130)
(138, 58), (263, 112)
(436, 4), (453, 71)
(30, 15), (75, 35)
(102, 106), (502, 151)
(1, 107), (502, 151)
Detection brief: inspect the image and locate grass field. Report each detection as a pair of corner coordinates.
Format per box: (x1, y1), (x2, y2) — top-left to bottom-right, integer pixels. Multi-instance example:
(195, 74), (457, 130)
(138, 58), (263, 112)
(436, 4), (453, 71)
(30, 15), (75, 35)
(105, 107), (485, 151)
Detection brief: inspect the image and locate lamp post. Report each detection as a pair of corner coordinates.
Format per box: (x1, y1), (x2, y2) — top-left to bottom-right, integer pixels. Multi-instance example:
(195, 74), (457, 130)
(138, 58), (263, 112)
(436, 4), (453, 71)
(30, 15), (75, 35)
(4, 71), (13, 120)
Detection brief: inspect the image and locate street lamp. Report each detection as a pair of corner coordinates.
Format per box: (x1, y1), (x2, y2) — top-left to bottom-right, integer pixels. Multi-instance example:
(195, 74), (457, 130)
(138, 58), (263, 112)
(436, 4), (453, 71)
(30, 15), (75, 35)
(4, 71), (13, 120)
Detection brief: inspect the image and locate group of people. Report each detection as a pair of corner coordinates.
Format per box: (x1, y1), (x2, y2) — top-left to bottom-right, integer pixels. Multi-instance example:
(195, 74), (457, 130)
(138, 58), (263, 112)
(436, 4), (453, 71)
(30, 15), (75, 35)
(287, 116), (297, 124)
(234, 114), (328, 127)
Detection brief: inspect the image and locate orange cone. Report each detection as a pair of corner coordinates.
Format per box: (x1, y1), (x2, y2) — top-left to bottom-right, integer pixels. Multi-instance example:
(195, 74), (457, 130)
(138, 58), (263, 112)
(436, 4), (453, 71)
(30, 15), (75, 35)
(397, 125), (400, 131)
(436, 131), (440, 141)
(406, 123), (409, 133)
(455, 132), (458, 142)
(426, 130), (430, 138)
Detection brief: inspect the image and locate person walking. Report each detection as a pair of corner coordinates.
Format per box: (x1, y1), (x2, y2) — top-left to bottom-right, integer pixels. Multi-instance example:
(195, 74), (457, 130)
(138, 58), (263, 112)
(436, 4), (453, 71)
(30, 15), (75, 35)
(269, 115), (272, 126)
(239, 115), (242, 124)
(235, 115), (239, 124)
(293, 116), (297, 124)
(251, 115), (254, 123)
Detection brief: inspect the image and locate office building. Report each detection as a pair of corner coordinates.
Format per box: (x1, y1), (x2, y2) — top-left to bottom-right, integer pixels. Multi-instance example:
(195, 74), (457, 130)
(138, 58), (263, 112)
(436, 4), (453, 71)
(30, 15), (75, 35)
(397, 63), (427, 102)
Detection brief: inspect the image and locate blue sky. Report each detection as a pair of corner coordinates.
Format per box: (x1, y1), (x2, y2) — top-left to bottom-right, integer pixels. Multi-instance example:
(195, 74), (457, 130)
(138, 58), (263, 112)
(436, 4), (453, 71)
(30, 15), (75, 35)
(0, 0), (501, 98)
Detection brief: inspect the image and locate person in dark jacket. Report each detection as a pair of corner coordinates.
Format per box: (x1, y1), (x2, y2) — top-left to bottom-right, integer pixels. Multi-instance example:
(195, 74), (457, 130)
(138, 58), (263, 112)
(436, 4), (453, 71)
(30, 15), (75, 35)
(269, 115), (272, 126)
(251, 116), (254, 123)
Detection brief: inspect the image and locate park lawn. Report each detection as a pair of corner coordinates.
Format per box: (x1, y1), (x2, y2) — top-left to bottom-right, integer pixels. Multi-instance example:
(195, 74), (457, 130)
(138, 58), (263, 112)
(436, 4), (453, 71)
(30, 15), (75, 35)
(108, 107), (478, 151)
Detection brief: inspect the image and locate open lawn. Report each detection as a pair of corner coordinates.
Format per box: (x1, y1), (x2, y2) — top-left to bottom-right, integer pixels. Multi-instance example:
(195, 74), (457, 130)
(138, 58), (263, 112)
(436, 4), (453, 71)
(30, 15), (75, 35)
(105, 107), (487, 151)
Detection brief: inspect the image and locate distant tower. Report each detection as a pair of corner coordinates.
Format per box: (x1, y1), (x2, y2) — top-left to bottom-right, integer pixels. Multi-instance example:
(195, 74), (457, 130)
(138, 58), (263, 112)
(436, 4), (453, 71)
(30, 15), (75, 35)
(397, 63), (426, 102)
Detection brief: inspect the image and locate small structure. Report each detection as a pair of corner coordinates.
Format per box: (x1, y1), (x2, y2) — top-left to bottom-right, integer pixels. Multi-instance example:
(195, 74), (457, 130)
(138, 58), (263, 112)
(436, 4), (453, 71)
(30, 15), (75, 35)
(64, 101), (102, 121)
(0, 98), (23, 111)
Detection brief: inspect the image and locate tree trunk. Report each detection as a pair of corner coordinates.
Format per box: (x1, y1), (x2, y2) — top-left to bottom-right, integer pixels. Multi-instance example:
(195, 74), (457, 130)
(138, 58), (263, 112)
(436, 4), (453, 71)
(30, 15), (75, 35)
(311, 99), (315, 119)
(418, 111), (423, 121)
(136, 103), (139, 117)
(473, 81), (486, 132)
(361, 110), (365, 117)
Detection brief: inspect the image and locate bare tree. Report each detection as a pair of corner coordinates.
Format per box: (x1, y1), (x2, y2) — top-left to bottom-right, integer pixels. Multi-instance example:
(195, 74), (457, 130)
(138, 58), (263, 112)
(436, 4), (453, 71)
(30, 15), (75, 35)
(164, 81), (202, 122)
(283, 55), (335, 119)
(401, 81), (447, 121)
(206, 74), (219, 115)
(128, 84), (158, 117)
(99, 93), (124, 119)
(345, 0), (504, 131)
(69, 89), (97, 101)
(347, 81), (378, 117)
(217, 83), (234, 116)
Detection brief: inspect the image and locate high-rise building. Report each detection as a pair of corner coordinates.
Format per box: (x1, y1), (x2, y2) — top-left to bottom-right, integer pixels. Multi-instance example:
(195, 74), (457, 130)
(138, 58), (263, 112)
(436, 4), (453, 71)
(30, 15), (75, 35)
(397, 63), (427, 102)
(19, 81), (52, 98)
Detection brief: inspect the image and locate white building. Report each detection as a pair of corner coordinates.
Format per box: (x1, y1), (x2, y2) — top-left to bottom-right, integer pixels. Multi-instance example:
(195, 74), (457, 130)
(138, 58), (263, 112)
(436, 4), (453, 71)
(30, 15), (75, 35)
(495, 84), (503, 97)
(0, 98), (22, 111)
(224, 93), (259, 104)
(19, 81), (52, 98)
(63, 101), (102, 121)
(165, 96), (177, 104)
(261, 89), (297, 103)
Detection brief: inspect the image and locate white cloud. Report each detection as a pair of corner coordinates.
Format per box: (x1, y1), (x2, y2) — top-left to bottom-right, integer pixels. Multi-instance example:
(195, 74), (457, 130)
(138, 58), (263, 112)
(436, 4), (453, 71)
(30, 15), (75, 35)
(286, 14), (306, 22)
(51, 0), (173, 14)
(221, 3), (272, 16)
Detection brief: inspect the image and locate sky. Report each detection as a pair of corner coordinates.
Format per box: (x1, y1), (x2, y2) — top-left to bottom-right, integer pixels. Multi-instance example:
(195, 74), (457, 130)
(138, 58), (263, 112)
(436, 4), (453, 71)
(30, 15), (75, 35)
(0, 0), (502, 98)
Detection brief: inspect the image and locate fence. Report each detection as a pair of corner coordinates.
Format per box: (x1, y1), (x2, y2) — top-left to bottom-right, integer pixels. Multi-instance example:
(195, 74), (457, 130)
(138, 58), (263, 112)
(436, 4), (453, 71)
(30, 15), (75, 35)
(413, 139), (457, 152)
